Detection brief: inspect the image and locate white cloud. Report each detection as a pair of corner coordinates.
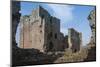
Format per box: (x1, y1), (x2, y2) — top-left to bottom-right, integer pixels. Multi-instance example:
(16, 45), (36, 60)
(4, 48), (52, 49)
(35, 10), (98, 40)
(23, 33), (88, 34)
(47, 4), (74, 23)
(47, 4), (74, 35)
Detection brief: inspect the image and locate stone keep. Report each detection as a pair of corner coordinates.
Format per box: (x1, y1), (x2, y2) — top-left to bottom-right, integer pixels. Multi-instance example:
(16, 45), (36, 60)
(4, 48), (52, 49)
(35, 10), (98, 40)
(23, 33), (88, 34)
(68, 28), (82, 52)
(20, 6), (64, 52)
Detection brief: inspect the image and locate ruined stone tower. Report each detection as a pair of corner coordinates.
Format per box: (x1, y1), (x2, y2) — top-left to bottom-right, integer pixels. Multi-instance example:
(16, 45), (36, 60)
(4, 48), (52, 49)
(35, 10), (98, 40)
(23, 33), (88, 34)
(19, 6), (64, 52)
(68, 28), (82, 52)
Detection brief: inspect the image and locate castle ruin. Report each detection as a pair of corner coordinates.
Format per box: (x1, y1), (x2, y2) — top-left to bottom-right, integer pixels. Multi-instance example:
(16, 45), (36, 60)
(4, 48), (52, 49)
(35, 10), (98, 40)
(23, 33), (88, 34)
(12, 1), (96, 66)
(20, 6), (65, 52)
(19, 6), (82, 53)
(68, 28), (82, 52)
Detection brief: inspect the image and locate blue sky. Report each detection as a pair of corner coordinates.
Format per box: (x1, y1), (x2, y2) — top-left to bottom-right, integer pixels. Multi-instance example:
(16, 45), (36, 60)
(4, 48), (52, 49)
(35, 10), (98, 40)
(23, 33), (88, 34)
(16, 2), (95, 46)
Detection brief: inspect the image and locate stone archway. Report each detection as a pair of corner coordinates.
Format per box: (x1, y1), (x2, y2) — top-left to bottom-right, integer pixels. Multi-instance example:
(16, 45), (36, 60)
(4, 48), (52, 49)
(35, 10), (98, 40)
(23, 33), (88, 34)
(12, 1), (21, 48)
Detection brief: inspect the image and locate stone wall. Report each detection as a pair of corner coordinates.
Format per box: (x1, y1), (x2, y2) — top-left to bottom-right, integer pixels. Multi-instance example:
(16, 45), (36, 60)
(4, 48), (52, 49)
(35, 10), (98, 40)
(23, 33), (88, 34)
(20, 15), (32, 48)
(63, 35), (69, 49)
(12, 1), (20, 47)
(12, 0), (21, 66)
(88, 9), (96, 45)
(85, 9), (96, 61)
(68, 28), (82, 52)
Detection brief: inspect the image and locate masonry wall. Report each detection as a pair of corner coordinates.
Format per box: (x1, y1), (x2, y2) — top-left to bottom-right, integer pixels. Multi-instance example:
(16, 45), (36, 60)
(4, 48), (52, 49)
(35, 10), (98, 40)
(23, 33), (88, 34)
(68, 28), (82, 52)
(12, 1), (21, 47)
(88, 9), (96, 45)
(20, 16), (32, 48)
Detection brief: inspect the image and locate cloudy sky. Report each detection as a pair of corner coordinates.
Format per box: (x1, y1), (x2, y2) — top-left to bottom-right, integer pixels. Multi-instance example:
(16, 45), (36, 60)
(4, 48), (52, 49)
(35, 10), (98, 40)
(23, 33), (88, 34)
(16, 2), (95, 46)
